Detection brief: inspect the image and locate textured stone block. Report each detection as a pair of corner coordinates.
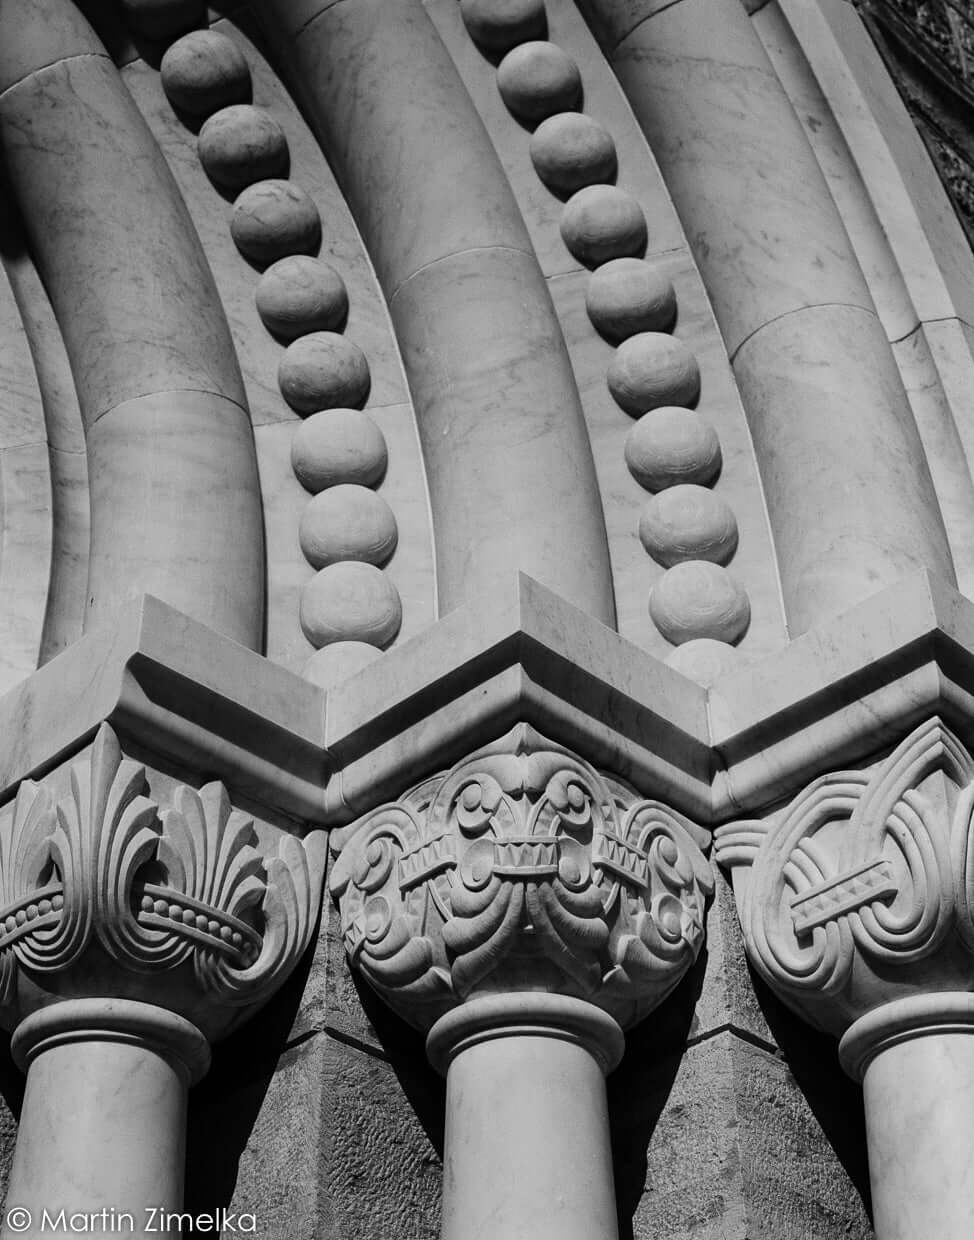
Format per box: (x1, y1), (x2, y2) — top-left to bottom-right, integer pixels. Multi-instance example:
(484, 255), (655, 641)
(611, 1030), (874, 1240)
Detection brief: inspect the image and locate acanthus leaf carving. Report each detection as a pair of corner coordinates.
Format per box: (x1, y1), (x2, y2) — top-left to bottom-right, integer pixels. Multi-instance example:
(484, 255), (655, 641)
(714, 717), (974, 1032)
(330, 724), (713, 1030)
(0, 724), (325, 1029)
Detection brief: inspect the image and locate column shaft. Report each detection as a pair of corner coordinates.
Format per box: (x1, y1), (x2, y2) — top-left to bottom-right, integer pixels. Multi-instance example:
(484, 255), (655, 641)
(441, 1031), (619, 1240)
(3, 1039), (188, 1239)
(862, 1032), (974, 1240)
(0, 0), (264, 648)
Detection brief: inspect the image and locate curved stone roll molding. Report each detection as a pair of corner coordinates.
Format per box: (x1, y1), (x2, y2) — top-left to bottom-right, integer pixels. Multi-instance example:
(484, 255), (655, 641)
(579, 0), (956, 634)
(257, 0), (616, 626)
(157, 24), (404, 681)
(449, 0), (749, 670)
(0, 0), (265, 649)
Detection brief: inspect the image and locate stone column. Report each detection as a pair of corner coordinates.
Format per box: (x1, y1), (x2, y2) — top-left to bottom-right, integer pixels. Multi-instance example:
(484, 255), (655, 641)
(0, 725), (324, 1239)
(3, 1001), (207, 1239)
(331, 725), (713, 1240)
(429, 994), (623, 1240)
(714, 717), (974, 1240)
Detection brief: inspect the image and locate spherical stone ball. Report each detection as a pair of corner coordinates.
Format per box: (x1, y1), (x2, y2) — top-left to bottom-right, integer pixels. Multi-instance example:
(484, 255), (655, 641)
(586, 258), (677, 341)
(256, 256), (348, 340)
(302, 641), (384, 689)
(300, 562), (402, 649)
(650, 561), (750, 646)
(160, 30), (251, 116)
(496, 42), (582, 123)
(122, 0), (205, 40)
(278, 333), (371, 414)
(290, 408), (388, 492)
(638, 485), (738, 567)
(529, 112), (617, 197)
(460, 0), (547, 51)
(299, 485), (398, 569)
(624, 407), (722, 491)
(198, 106), (289, 193)
(607, 332), (700, 415)
(230, 180), (321, 267)
(560, 186), (647, 267)
(665, 638), (739, 688)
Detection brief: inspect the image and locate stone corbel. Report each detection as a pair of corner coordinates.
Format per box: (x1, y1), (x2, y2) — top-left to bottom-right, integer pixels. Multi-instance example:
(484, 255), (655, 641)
(325, 574), (717, 1240)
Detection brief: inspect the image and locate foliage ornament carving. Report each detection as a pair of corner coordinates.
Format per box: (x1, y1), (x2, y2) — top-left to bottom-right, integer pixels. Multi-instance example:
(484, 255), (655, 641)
(714, 717), (974, 1035)
(330, 724), (713, 1030)
(0, 724), (325, 1037)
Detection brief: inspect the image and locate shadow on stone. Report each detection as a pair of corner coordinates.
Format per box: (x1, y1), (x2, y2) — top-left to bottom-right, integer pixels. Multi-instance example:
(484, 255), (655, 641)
(0, 1030), (24, 1125)
(349, 971), (446, 1159)
(750, 966), (874, 1225)
(183, 938), (314, 1218)
(607, 945), (708, 1240)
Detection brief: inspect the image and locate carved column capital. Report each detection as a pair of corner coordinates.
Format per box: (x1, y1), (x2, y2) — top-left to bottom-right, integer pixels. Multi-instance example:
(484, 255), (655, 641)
(330, 723), (713, 1033)
(715, 715), (974, 1240)
(714, 716), (974, 1054)
(0, 722), (325, 1043)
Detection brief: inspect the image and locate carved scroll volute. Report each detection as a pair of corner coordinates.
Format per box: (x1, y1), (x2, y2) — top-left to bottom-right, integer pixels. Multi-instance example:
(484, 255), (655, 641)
(0, 724), (326, 1040)
(330, 724), (713, 1032)
(714, 717), (974, 1035)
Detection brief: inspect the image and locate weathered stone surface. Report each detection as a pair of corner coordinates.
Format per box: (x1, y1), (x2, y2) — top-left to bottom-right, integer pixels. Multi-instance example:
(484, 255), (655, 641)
(612, 1029), (873, 1240)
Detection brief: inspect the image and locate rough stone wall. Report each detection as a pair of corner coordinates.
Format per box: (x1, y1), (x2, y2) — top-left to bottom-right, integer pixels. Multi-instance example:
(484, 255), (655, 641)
(854, 0), (974, 242)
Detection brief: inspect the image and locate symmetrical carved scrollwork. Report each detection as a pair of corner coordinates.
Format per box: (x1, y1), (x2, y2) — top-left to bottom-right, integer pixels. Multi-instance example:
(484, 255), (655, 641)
(0, 724), (325, 1027)
(330, 725), (713, 1029)
(714, 717), (974, 1033)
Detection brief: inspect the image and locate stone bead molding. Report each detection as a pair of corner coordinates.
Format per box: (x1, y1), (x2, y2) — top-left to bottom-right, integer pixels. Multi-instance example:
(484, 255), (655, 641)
(456, 0), (750, 670)
(330, 724), (712, 1031)
(0, 723), (325, 1038)
(158, 29), (404, 674)
(714, 716), (974, 1038)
